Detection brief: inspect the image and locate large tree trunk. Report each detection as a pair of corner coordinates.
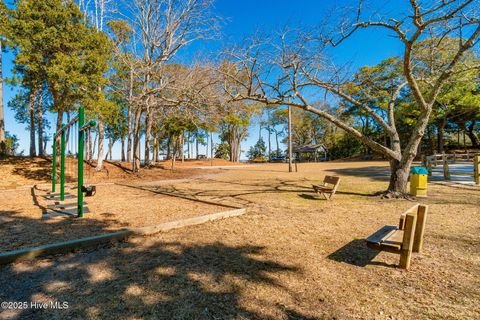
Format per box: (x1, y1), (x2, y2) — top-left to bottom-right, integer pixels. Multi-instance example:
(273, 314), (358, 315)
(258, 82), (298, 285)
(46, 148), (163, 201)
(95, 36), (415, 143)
(144, 107), (152, 166)
(29, 89), (37, 157)
(0, 41), (5, 156)
(96, 120), (105, 171)
(132, 107), (142, 172)
(121, 137), (126, 162)
(37, 90), (44, 156)
(107, 138), (113, 161)
(229, 133), (238, 162)
(384, 109), (431, 196)
(126, 68), (134, 163)
(387, 159), (410, 195)
(92, 131), (98, 159)
(87, 130), (92, 162)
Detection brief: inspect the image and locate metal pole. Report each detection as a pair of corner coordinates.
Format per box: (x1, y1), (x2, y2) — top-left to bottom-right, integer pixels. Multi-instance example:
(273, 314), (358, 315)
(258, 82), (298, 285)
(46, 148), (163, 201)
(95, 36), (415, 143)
(77, 107), (85, 217)
(51, 136), (57, 192)
(288, 105), (293, 172)
(60, 124), (66, 201)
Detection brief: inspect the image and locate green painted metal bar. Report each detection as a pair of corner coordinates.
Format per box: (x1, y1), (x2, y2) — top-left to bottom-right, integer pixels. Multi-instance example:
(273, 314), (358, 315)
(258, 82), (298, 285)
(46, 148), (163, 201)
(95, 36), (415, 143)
(51, 136), (57, 193)
(79, 120), (96, 132)
(53, 116), (80, 139)
(77, 107), (85, 217)
(60, 124), (66, 201)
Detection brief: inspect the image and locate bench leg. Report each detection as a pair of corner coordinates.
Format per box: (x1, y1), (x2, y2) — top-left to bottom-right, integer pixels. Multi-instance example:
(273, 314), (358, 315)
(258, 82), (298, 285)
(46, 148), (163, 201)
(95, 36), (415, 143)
(413, 205), (428, 253)
(399, 249), (412, 269)
(398, 214), (417, 270)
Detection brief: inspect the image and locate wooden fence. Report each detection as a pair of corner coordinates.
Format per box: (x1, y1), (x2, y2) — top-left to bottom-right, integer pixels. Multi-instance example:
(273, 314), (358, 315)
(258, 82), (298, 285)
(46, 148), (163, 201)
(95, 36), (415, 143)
(423, 153), (479, 185)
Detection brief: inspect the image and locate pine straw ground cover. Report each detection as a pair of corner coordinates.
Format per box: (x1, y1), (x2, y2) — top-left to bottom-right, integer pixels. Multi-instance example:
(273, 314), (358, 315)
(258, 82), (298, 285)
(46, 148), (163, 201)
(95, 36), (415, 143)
(0, 183), (228, 252)
(0, 162), (479, 319)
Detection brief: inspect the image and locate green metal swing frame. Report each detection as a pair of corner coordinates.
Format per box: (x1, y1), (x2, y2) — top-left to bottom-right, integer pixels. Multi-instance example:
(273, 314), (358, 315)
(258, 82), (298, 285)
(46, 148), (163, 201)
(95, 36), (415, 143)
(51, 107), (96, 217)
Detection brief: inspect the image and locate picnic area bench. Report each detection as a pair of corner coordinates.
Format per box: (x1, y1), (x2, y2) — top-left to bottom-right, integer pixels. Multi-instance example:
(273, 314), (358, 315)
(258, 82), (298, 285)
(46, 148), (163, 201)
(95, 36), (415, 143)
(366, 204), (428, 269)
(312, 175), (341, 200)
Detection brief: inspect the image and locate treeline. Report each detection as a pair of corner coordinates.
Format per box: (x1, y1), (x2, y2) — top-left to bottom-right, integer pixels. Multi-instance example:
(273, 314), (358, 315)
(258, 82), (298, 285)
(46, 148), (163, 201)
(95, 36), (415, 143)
(279, 46), (480, 160)
(0, 0), (478, 197)
(0, 0), (262, 168)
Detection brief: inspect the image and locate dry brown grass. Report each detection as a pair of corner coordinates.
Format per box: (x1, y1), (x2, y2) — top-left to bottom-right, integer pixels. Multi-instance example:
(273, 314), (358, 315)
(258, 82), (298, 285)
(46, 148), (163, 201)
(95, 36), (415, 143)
(0, 161), (479, 319)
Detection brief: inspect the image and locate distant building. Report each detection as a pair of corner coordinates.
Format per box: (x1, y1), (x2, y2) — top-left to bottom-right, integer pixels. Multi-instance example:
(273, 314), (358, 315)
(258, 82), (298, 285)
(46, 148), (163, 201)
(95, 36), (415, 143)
(292, 144), (328, 162)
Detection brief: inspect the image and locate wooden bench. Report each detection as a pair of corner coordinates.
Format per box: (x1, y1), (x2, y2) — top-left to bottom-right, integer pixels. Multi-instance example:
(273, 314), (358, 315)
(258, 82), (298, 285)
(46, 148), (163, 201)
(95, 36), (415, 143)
(366, 204), (428, 269)
(312, 175), (341, 200)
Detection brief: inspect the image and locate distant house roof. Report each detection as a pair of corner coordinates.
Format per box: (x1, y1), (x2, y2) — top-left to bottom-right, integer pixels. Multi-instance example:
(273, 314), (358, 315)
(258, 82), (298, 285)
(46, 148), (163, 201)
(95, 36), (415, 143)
(293, 144), (328, 153)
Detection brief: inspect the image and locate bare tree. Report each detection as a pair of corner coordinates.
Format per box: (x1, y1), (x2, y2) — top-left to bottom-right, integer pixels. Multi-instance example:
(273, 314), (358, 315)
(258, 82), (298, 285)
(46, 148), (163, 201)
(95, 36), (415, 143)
(121, 0), (219, 172)
(76, 0), (115, 170)
(222, 0), (480, 196)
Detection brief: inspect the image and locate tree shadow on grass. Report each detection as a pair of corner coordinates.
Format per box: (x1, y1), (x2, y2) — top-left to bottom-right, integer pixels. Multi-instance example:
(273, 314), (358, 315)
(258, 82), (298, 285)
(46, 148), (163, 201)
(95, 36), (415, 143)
(0, 195), (316, 319)
(139, 177), (380, 210)
(327, 239), (396, 268)
(9, 157), (52, 182)
(139, 179), (316, 208)
(0, 236), (305, 319)
(0, 185), (131, 253)
(298, 190), (375, 201)
(104, 160), (132, 174)
(325, 166), (391, 182)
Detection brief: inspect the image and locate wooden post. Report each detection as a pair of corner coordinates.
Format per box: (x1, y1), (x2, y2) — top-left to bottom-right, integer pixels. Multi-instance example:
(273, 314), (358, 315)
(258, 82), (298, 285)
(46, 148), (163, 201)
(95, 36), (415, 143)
(413, 205), (428, 253)
(474, 155), (479, 185)
(399, 213), (417, 270)
(443, 154), (450, 180)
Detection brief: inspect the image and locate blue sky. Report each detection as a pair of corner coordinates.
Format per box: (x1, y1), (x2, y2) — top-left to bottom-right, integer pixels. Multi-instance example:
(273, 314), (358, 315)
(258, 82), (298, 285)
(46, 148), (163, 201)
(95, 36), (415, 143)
(2, 0), (405, 159)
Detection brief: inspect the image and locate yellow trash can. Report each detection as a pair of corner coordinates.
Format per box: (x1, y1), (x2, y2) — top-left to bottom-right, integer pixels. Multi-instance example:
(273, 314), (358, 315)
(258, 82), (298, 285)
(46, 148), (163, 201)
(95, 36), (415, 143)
(410, 166), (428, 197)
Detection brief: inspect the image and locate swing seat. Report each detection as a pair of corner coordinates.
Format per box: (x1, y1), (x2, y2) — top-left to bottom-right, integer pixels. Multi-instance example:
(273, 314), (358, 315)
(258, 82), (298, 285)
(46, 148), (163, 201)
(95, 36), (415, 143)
(81, 185), (96, 197)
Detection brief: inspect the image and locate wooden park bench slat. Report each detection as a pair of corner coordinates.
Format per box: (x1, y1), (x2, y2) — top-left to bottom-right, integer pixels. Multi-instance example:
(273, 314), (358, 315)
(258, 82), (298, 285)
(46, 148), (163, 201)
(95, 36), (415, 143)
(365, 204), (428, 269)
(366, 225), (398, 244)
(312, 175), (341, 200)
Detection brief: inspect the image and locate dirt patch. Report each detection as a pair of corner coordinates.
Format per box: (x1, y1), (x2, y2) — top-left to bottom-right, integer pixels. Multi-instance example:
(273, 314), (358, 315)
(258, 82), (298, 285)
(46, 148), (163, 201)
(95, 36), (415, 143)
(0, 183), (227, 252)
